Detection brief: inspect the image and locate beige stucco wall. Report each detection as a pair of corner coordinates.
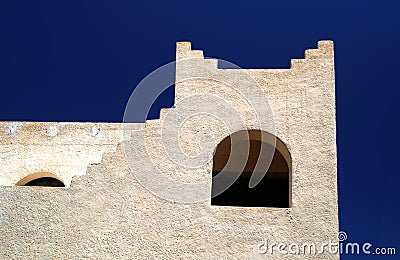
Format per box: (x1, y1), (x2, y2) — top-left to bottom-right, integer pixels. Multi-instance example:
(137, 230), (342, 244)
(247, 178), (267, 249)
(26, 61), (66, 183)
(0, 122), (137, 187)
(0, 41), (338, 259)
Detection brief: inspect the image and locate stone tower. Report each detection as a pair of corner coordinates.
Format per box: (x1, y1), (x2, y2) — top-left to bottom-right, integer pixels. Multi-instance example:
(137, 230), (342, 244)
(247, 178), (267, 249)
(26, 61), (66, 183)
(0, 41), (338, 259)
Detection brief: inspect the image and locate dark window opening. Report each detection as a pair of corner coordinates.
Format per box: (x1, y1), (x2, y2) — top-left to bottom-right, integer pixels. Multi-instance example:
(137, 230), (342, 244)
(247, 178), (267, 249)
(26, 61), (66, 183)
(24, 177), (65, 187)
(16, 172), (65, 187)
(211, 130), (291, 208)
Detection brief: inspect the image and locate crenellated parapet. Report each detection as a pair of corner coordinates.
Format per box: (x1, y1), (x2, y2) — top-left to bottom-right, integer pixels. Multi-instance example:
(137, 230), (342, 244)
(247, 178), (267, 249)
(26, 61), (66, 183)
(0, 41), (338, 259)
(0, 122), (139, 187)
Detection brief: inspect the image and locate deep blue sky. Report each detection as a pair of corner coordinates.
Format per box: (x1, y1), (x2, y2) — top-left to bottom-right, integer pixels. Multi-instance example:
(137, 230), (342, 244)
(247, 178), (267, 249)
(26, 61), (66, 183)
(1, 1), (399, 258)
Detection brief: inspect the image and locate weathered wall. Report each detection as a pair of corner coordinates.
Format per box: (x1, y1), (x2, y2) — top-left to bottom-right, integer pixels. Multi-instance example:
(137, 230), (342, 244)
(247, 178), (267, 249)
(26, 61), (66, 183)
(0, 41), (338, 259)
(0, 122), (134, 187)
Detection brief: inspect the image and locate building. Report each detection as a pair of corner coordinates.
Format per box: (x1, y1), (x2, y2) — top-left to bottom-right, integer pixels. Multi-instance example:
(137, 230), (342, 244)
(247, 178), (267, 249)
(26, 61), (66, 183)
(0, 41), (338, 259)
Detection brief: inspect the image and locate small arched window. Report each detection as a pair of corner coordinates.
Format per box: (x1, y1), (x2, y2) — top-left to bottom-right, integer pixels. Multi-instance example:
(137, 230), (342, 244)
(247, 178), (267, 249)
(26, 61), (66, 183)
(16, 172), (65, 187)
(211, 130), (291, 208)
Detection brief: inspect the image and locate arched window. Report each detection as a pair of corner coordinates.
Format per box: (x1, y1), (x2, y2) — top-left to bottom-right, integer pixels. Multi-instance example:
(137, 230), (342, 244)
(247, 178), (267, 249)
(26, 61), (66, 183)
(16, 172), (65, 187)
(211, 130), (291, 207)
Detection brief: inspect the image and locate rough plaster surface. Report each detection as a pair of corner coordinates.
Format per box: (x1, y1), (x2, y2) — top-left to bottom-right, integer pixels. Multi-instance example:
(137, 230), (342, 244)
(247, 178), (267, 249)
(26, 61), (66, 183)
(0, 41), (339, 259)
(0, 122), (136, 187)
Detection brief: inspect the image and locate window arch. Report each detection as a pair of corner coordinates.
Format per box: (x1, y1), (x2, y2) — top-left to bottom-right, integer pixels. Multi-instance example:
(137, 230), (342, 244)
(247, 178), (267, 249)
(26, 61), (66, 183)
(16, 172), (65, 187)
(211, 130), (291, 207)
